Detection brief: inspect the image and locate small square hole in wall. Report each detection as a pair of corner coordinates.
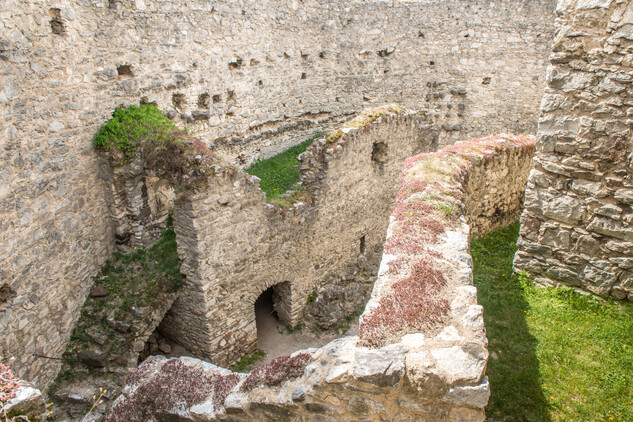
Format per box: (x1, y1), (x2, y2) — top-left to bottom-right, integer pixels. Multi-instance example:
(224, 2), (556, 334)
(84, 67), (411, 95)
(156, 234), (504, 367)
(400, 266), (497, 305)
(0, 285), (15, 312)
(198, 93), (210, 108)
(226, 89), (235, 101)
(482, 76), (492, 85)
(140, 97), (156, 106)
(371, 141), (388, 165)
(212, 94), (221, 103)
(228, 58), (243, 70)
(117, 64), (134, 77)
(301, 72), (307, 80)
(360, 235), (366, 255)
(172, 93), (185, 110)
(49, 8), (65, 35)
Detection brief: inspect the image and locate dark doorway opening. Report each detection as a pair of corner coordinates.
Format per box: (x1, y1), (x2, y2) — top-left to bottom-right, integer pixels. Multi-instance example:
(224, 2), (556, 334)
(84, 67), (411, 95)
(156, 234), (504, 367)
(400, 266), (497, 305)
(255, 287), (279, 351)
(255, 283), (292, 350)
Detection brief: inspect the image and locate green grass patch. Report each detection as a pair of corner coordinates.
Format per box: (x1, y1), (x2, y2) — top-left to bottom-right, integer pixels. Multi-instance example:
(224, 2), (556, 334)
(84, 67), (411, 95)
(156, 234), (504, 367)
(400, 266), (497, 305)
(246, 133), (320, 202)
(230, 349), (266, 373)
(472, 222), (633, 422)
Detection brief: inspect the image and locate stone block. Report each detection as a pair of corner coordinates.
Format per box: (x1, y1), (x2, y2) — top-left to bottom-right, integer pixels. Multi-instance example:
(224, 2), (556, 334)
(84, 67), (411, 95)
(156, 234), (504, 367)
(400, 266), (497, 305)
(430, 346), (486, 386)
(4, 386), (47, 421)
(441, 376), (490, 408)
(354, 344), (407, 387)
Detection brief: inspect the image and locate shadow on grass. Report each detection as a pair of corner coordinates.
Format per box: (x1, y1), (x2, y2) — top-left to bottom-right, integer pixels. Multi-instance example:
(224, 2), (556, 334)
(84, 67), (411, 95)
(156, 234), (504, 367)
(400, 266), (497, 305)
(471, 221), (552, 422)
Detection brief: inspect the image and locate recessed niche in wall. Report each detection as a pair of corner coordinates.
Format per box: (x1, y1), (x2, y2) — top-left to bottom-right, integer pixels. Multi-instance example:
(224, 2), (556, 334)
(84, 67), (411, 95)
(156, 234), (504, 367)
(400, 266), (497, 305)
(227, 90), (235, 101)
(360, 235), (366, 255)
(228, 58), (243, 70)
(172, 93), (185, 109)
(198, 93), (210, 108)
(319, 51), (326, 59)
(301, 72), (307, 80)
(482, 77), (492, 85)
(140, 97), (156, 106)
(49, 8), (65, 35)
(371, 141), (388, 165)
(429, 60), (435, 66)
(0, 285), (15, 313)
(212, 94), (221, 103)
(117, 64), (134, 77)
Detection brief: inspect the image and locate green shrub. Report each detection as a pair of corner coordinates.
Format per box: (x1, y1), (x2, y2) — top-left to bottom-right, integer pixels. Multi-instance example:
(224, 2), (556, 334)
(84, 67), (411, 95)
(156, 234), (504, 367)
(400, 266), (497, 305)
(94, 104), (176, 162)
(94, 104), (217, 189)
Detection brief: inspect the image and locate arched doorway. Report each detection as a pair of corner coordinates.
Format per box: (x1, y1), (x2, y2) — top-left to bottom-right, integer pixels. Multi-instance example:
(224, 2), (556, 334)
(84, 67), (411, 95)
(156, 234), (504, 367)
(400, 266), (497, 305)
(254, 282), (292, 350)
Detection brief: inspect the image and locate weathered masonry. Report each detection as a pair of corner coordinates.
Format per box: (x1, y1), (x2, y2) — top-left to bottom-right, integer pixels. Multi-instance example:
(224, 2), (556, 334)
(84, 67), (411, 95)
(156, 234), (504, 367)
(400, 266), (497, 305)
(109, 108), (438, 367)
(1, 0), (557, 387)
(515, 0), (633, 301)
(106, 134), (536, 422)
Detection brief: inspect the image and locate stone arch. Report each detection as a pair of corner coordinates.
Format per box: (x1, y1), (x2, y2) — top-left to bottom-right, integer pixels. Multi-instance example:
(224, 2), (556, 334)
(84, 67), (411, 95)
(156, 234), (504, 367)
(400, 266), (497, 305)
(251, 281), (293, 327)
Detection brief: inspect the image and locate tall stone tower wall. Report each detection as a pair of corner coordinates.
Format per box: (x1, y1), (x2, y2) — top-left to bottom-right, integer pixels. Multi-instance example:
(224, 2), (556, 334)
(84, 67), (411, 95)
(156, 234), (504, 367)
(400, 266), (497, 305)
(515, 0), (633, 301)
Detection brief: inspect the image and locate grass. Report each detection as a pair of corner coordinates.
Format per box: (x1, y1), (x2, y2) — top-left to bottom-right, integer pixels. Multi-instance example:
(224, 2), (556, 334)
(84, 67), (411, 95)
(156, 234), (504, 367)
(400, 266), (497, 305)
(245, 133), (320, 203)
(230, 349), (265, 373)
(472, 221), (633, 422)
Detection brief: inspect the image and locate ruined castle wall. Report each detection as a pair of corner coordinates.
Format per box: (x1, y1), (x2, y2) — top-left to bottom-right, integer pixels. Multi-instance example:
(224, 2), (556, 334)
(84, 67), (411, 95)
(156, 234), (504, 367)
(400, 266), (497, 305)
(514, 0), (633, 301)
(1, 0), (554, 387)
(463, 138), (536, 236)
(167, 111), (438, 367)
(107, 135), (536, 422)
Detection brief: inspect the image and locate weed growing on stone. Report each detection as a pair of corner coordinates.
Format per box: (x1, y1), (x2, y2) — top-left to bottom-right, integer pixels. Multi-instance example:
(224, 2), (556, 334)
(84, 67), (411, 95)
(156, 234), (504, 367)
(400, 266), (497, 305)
(239, 353), (311, 392)
(0, 361), (23, 422)
(246, 134), (320, 202)
(230, 349), (265, 373)
(472, 222), (633, 422)
(107, 359), (240, 422)
(0, 361), (19, 404)
(359, 258), (449, 347)
(306, 290), (316, 304)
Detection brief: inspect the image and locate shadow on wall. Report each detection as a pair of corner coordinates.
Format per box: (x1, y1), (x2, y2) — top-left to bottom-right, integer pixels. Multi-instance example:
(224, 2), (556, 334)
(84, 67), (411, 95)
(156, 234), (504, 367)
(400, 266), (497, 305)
(472, 223), (552, 422)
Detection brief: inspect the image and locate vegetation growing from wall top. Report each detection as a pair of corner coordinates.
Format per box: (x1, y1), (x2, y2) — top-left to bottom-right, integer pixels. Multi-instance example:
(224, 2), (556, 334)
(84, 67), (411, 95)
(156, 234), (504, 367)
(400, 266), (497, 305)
(472, 222), (633, 422)
(94, 104), (176, 160)
(94, 104), (218, 189)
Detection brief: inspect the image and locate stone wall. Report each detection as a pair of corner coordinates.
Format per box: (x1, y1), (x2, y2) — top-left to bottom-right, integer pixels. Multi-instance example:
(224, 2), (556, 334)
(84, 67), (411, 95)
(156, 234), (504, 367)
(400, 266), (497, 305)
(165, 108), (439, 367)
(514, 0), (633, 301)
(105, 135), (535, 422)
(1, 0), (555, 388)
(462, 137), (536, 236)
